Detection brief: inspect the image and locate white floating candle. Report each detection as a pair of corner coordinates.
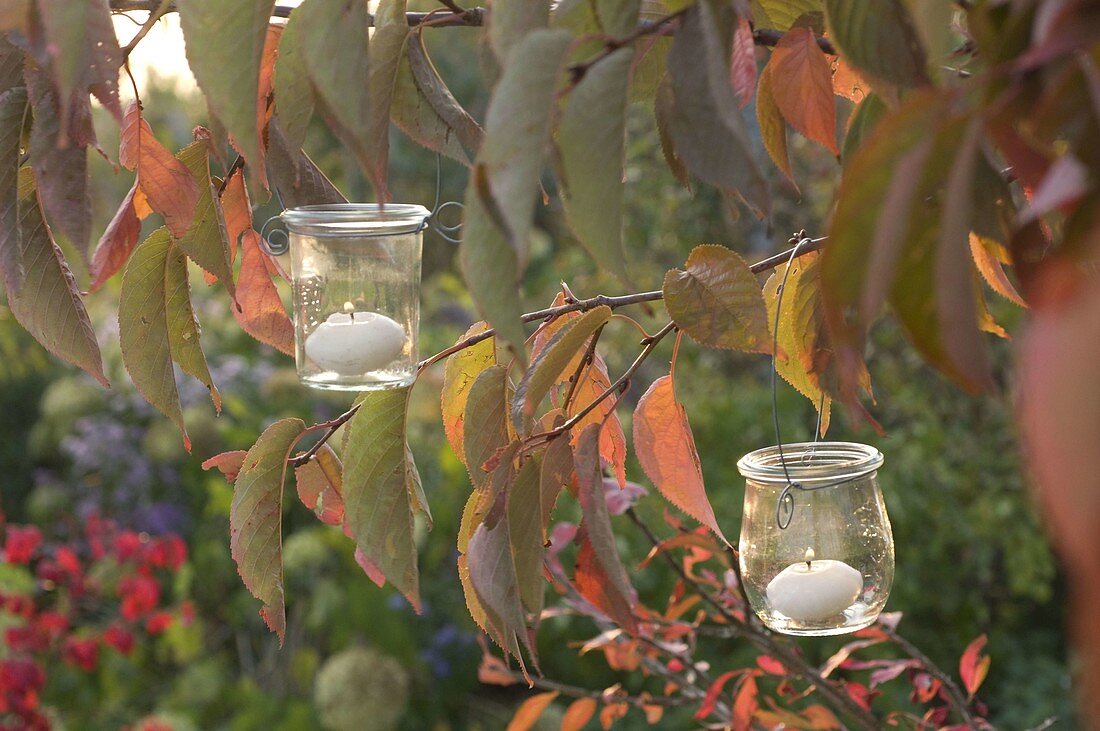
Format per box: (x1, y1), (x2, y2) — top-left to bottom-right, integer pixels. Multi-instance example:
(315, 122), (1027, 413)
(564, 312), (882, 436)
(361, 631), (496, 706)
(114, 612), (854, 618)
(766, 548), (863, 622)
(304, 304), (407, 375)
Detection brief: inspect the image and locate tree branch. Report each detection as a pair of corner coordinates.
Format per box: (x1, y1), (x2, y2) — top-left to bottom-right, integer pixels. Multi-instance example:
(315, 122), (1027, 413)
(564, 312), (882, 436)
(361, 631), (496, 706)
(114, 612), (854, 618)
(108, 2), (837, 52)
(292, 238), (824, 469)
(625, 508), (881, 730)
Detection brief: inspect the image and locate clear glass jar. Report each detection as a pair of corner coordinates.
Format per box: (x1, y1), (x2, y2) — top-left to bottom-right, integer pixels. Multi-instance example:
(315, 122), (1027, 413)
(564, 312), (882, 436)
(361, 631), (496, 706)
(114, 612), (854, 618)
(736, 442), (893, 636)
(281, 204), (427, 391)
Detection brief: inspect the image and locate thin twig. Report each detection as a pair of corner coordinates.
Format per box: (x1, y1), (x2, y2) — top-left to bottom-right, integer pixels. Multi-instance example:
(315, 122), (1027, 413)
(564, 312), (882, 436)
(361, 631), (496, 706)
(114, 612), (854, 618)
(881, 625), (979, 728)
(560, 324), (604, 413)
(568, 9), (688, 85)
(121, 0), (173, 59)
(296, 239), (824, 469)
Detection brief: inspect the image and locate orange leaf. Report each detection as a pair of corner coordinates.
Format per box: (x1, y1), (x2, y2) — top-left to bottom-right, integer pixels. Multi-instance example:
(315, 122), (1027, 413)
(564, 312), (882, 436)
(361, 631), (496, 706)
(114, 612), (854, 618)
(633, 375), (729, 545)
(201, 450), (248, 482)
(958, 634), (990, 698)
(731, 674), (759, 731)
(830, 56), (867, 103)
(767, 27), (839, 155)
(729, 16), (756, 109)
(561, 697), (597, 731)
(88, 182), (141, 292)
(970, 234), (1026, 307)
(599, 700), (628, 728)
(694, 669), (741, 720)
(477, 644), (519, 686)
(567, 353), (628, 489)
(507, 691), (559, 731)
(250, 24), (282, 192)
(119, 101), (198, 239)
(294, 444), (345, 525)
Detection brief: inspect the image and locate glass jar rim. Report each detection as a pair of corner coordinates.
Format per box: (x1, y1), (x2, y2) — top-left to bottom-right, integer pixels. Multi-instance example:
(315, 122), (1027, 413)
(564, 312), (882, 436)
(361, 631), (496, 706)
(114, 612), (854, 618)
(737, 442), (883, 485)
(280, 203), (430, 236)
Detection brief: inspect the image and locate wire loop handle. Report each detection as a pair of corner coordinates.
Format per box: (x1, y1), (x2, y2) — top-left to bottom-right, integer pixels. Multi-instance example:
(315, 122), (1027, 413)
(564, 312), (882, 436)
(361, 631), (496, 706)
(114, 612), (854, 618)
(259, 215), (290, 256)
(770, 231), (844, 529)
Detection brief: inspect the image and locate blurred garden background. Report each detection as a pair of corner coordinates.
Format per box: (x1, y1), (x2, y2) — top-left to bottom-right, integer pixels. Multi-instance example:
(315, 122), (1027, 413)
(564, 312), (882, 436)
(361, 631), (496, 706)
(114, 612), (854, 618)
(0, 14), (1072, 731)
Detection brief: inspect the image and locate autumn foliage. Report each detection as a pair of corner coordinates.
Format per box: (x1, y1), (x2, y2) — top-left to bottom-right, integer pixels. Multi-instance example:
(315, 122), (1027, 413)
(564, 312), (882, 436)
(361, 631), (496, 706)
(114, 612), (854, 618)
(2, 0), (1098, 727)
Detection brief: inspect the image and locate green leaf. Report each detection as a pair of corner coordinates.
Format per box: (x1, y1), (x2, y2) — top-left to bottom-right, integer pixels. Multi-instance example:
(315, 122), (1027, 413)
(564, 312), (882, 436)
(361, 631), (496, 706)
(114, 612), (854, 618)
(391, 52), (469, 165)
(479, 29), (572, 260)
(405, 442), (432, 529)
(266, 118), (348, 207)
(441, 322), (496, 462)
(559, 48), (633, 287)
(342, 387), (421, 609)
(468, 490), (539, 675)
(0, 86), (26, 288)
(295, 0), (382, 194)
(573, 423), (637, 634)
(489, 0), (550, 63)
(512, 305), (612, 434)
(175, 138), (235, 296)
(463, 364), (511, 488)
(230, 417), (306, 644)
(34, 0), (121, 123)
(459, 169), (527, 362)
(273, 5), (314, 151)
(164, 239), (221, 412)
(362, 0), (409, 198)
(120, 228), (221, 447)
(752, 0), (821, 30)
(507, 454), (545, 615)
(663, 244), (772, 353)
(7, 168), (106, 386)
(539, 432), (572, 532)
(763, 251), (831, 434)
(654, 77), (690, 188)
(404, 32), (483, 157)
(823, 0), (929, 89)
(178, 0), (276, 184)
(26, 64), (91, 254)
(822, 91), (993, 393)
(666, 0), (769, 214)
(841, 92), (887, 161)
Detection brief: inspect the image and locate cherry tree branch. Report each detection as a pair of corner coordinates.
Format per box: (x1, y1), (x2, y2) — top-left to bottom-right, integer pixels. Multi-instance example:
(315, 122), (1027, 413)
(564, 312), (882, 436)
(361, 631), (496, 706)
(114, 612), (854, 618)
(291, 238), (824, 469)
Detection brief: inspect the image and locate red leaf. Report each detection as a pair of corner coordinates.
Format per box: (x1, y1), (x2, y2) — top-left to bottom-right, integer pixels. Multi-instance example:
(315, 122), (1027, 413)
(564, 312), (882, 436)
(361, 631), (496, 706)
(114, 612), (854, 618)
(633, 375), (728, 545)
(755, 656), (785, 675)
(844, 680), (879, 710)
(574, 424), (638, 635)
(959, 634), (990, 698)
(694, 669), (741, 720)
(354, 547), (386, 588)
(119, 101), (198, 239)
(1021, 153), (1087, 224)
(731, 674), (758, 731)
(506, 691), (559, 731)
(568, 352), (628, 489)
(201, 450), (248, 482)
(89, 183), (141, 292)
(766, 27), (838, 155)
(729, 16), (756, 108)
(561, 697), (597, 731)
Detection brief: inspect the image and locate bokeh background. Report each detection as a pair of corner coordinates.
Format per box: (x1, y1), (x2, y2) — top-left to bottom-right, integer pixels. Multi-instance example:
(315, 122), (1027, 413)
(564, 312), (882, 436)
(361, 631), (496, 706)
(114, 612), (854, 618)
(0, 11), (1071, 730)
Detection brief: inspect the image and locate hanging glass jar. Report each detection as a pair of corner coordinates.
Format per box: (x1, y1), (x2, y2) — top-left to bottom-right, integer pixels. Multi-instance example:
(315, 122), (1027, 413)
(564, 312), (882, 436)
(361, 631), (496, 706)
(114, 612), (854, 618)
(276, 204), (428, 391)
(736, 442), (894, 636)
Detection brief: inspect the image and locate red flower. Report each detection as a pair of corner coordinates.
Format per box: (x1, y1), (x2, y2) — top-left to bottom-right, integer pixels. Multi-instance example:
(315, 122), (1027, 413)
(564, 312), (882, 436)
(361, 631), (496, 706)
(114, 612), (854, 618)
(147, 535), (187, 571)
(3, 596), (34, 619)
(103, 625), (135, 656)
(119, 574), (160, 621)
(55, 547), (82, 577)
(4, 526), (41, 565)
(144, 611), (173, 635)
(33, 611), (68, 643)
(179, 600), (195, 627)
(4, 626), (47, 653)
(0, 657), (45, 694)
(114, 531), (144, 563)
(62, 637), (99, 672)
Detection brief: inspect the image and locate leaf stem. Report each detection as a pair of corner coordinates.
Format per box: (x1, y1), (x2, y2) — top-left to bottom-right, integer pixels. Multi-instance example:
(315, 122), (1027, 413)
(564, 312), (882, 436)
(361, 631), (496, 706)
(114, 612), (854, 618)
(120, 0), (173, 60)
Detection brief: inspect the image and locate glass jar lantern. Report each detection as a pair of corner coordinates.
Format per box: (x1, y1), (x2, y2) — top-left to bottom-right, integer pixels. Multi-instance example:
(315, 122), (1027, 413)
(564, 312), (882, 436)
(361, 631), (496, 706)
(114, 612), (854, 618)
(278, 204), (427, 391)
(736, 442), (894, 636)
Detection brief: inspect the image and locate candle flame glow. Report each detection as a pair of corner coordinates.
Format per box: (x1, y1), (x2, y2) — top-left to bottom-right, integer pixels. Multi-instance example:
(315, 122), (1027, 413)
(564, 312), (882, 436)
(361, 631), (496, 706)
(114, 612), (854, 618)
(342, 301), (356, 313)
(804, 547), (815, 566)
